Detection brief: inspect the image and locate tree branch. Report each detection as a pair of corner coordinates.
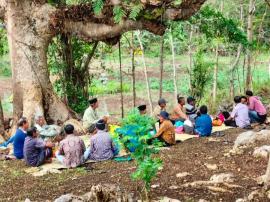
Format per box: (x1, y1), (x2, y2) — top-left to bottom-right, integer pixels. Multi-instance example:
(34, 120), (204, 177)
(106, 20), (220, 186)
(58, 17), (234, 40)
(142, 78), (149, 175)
(49, 0), (206, 43)
(0, 0), (7, 20)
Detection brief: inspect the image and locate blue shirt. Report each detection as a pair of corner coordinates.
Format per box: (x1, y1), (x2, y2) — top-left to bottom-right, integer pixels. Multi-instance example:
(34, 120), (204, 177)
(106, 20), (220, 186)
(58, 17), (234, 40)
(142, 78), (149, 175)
(13, 128), (26, 159)
(195, 114), (212, 137)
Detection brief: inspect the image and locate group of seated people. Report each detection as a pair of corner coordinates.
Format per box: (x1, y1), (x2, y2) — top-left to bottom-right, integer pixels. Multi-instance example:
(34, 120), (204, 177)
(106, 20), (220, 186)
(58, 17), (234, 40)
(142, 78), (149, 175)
(1, 114), (118, 168)
(135, 90), (267, 147)
(0, 90), (267, 168)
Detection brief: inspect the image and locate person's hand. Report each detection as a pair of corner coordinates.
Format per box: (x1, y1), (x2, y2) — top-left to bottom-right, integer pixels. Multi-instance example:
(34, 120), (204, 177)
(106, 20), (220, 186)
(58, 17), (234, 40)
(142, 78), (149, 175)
(45, 141), (55, 148)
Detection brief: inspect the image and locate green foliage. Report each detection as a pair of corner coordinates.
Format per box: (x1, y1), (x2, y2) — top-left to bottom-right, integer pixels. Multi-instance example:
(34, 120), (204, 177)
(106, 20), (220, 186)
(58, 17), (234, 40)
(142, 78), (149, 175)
(129, 3), (144, 20)
(113, 5), (126, 23)
(92, 0), (104, 14)
(193, 6), (248, 47)
(115, 109), (163, 194)
(190, 50), (213, 102)
(89, 79), (131, 95)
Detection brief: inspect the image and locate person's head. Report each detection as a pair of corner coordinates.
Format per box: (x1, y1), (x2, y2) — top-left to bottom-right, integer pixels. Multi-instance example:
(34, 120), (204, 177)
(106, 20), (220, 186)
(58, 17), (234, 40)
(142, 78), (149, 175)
(241, 96), (247, 104)
(234, 96), (241, 104)
(245, 90), (253, 98)
(18, 117), (29, 130)
(96, 119), (106, 131)
(27, 127), (38, 138)
(159, 111), (169, 123)
(158, 98), (167, 109)
(138, 105), (147, 115)
(187, 96), (196, 106)
(35, 115), (45, 126)
(89, 98), (98, 109)
(64, 124), (74, 135)
(177, 96), (185, 105)
(199, 105), (208, 115)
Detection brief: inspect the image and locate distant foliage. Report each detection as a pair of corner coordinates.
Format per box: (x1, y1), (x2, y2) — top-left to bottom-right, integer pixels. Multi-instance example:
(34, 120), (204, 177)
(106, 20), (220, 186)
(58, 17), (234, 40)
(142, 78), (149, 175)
(190, 50), (213, 102)
(193, 6), (248, 47)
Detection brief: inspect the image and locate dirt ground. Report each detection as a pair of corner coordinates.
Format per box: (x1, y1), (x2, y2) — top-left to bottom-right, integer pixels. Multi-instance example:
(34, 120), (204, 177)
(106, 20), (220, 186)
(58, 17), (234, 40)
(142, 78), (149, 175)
(0, 128), (270, 201)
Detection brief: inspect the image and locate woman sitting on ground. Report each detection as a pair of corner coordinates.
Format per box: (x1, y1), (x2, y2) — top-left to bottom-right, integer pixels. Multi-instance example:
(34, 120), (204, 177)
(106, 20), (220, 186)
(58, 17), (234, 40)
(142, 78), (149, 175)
(24, 127), (54, 167)
(152, 111), (176, 146)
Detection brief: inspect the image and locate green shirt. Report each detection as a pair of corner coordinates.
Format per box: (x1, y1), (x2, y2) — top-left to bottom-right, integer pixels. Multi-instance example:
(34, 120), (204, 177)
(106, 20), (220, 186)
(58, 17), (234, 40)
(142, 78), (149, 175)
(83, 107), (99, 129)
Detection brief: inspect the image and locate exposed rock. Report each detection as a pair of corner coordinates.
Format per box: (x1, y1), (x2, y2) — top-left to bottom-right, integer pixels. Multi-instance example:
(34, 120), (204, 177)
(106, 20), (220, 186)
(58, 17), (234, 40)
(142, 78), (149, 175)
(169, 185), (178, 190)
(256, 175), (266, 185)
(253, 145), (270, 158)
(54, 184), (135, 202)
(235, 199), (247, 202)
(233, 130), (270, 150)
(198, 199), (209, 202)
(247, 190), (264, 201)
(210, 173), (234, 183)
(205, 163), (218, 170)
(24, 199), (31, 202)
(151, 184), (160, 189)
(176, 172), (192, 178)
(159, 197), (181, 202)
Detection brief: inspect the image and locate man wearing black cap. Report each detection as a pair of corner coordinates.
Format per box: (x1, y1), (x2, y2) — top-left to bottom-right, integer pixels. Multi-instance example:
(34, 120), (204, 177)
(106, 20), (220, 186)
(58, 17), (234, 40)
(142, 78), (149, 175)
(185, 96), (197, 123)
(153, 111), (175, 146)
(138, 104), (147, 115)
(84, 119), (118, 161)
(83, 98), (108, 133)
(152, 98), (167, 120)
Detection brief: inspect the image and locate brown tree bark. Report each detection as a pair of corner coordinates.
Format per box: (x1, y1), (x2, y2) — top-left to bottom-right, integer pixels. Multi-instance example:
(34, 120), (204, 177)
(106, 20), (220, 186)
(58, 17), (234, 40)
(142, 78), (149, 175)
(159, 35), (164, 99)
(0, 97), (4, 136)
(245, 0), (255, 90)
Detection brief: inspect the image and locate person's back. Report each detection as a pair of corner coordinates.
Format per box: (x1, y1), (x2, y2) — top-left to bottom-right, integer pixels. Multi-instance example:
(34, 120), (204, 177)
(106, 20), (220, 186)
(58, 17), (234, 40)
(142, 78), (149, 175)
(24, 136), (45, 166)
(231, 103), (250, 128)
(195, 106), (212, 137)
(59, 134), (85, 168)
(13, 128), (26, 159)
(248, 96), (266, 115)
(89, 130), (115, 161)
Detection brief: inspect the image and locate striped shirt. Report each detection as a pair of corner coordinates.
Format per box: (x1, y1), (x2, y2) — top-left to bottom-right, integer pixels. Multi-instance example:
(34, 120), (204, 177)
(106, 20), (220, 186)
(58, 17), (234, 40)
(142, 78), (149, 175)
(89, 130), (116, 161)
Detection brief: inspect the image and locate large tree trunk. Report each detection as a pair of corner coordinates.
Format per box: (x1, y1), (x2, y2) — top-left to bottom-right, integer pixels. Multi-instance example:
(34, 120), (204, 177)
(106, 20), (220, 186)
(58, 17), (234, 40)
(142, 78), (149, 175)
(245, 0), (255, 90)
(6, 1), (70, 124)
(212, 45), (219, 105)
(137, 31), (153, 114)
(159, 35), (164, 99)
(170, 29), (178, 101)
(0, 98), (4, 136)
(188, 25), (193, 92)
(131, 32), (136, 107)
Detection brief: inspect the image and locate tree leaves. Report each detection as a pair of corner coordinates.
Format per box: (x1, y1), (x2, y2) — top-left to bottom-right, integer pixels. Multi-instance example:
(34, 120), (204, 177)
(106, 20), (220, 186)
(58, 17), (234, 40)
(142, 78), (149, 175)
(113, 5), (126, 23)
(92, 0), (104, 14)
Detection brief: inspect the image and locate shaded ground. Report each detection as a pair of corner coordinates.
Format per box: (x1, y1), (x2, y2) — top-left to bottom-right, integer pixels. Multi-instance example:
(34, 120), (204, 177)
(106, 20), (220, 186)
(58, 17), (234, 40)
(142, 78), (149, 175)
(0, 128), (270, 201)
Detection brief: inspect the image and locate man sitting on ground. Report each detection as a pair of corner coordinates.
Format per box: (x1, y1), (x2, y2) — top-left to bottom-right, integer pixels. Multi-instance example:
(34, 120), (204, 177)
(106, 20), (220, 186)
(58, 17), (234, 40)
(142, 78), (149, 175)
(83, 98), (108, 133)
(246, 90), (267, 124)
(84, 119), (118, 161)
(185, 96), (197, 123)
(172, 96), (188, 121)
(138, 105), (147, 115)
(34, 115), (61, 140)
(225, 96), (251, 129)
(153, 111), (176, 146)
(13, 117), (29, 159)
(24, 127), (54, 167)
(56, 124), (86, 168)
(152, 98), (167, 120)
(195, 106), (212, 137)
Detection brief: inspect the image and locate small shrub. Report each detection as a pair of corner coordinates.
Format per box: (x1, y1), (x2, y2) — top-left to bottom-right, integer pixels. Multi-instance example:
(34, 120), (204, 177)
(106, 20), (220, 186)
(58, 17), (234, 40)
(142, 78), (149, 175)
(115, 109), (163, 200)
